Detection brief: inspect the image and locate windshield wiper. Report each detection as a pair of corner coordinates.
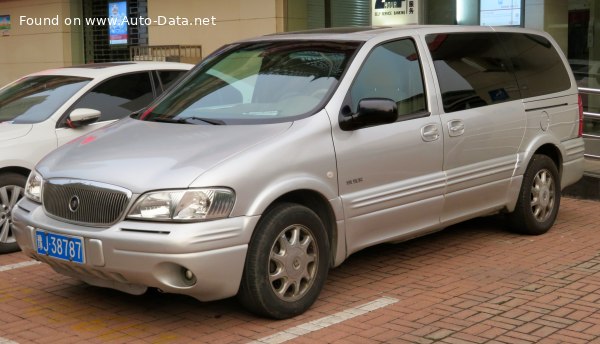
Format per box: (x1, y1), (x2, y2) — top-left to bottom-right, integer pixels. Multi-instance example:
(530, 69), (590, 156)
(181, 116), (225, 125)
(151, 116), (225, 125)
(151, 117), (180, 124)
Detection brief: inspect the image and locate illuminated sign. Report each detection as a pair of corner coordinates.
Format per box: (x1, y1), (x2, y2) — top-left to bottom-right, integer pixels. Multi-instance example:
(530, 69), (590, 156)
(372, 0), (418, 26)
(108, 1), (128, 45)
(480, 0), (522, 26)
(0, 15), (10, 36)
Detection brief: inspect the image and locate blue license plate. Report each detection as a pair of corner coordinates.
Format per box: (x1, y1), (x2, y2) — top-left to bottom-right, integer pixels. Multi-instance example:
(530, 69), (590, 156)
(35, 230), (85, 264)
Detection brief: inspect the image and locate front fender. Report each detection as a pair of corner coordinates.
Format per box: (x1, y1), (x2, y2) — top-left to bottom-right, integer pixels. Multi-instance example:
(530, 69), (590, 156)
(244, 173), (342, 217)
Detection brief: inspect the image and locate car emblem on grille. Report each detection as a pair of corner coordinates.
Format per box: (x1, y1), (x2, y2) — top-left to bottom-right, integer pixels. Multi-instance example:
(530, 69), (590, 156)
(68, 195), (80, 213)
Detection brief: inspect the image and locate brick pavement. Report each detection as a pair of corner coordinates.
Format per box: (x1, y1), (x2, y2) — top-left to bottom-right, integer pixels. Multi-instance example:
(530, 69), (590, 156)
(0, 197), (599, 343)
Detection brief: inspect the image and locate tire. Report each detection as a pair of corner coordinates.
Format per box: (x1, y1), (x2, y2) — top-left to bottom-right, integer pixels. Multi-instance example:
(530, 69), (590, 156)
(508, 154), (560, 235)
(238, 203), (330, 319)
(0, 173), (26, 253)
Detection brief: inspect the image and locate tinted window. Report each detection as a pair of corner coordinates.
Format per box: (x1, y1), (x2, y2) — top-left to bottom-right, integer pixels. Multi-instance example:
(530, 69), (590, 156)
(0, 76), (90, 124)
(158, 70), (187, 92)
(350, 39), (427, 118)
(498, 33), (571, 98)
(426, 33), (519, 113)
(71, 72), (153, 121)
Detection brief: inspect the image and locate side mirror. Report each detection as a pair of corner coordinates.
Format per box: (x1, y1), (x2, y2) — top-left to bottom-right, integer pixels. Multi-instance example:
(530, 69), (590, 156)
(67, 108), (101, 128)
(339, 98), (398, 131)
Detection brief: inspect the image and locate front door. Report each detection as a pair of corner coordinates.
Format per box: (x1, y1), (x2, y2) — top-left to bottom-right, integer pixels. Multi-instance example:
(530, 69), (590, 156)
(332, 38), (444, 255)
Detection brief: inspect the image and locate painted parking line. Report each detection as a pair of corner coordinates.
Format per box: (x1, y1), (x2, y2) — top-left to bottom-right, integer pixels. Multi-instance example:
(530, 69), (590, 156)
(0, 260), (41, 272)
(250, 296), (399, 344)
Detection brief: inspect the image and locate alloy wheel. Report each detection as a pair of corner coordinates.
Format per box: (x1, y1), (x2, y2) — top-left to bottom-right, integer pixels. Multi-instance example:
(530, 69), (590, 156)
(530, 169), (555, 223)
(0, 185), (24, 244)
(268, 224), (318, 302)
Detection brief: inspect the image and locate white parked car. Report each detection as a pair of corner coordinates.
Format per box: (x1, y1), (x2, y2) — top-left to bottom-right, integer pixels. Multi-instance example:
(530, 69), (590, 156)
(0, 62), (193, 252)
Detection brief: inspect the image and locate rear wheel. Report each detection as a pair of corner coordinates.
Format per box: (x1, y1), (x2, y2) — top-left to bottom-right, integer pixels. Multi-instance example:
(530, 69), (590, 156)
(238, 203), (330, 319)
(508, 154), (560, 235)
(0, 173), (26, 253)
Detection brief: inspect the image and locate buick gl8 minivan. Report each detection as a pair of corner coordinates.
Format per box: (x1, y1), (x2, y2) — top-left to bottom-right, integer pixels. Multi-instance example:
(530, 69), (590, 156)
(12, 26), (584, 319)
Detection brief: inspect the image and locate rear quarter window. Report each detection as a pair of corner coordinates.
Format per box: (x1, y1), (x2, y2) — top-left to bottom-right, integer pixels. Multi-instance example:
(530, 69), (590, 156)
(498, 33), (572, 98)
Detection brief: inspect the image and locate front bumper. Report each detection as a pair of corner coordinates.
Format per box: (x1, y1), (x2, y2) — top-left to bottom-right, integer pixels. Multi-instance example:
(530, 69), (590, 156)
(12, 197), (260, 302)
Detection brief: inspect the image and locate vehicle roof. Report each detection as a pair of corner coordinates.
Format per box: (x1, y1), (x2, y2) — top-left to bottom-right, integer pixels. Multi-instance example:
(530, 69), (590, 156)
(27, 61), (194, 79)
(242, 25), (550, 43)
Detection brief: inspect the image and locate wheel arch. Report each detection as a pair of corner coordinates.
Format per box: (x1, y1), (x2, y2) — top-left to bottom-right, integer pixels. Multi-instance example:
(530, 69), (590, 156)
(259, 189), (340, 268)
(517, 133), (565, 179)
(533, 144), (563, 180)
(0, 166), (31, 178)
(507, 140), (564, 213)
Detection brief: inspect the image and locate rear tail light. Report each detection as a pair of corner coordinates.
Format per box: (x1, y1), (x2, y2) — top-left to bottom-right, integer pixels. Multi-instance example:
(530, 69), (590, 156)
(578, 94), (584, 138)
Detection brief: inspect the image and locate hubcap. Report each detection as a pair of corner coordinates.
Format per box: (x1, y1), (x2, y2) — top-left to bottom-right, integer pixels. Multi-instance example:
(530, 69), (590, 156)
(530, 169), (555, 223)
(268, 224), (318, 302)
(0, 185), (24, 244)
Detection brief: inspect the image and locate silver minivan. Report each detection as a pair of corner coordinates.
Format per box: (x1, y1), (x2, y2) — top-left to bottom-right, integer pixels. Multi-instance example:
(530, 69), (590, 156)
(12, 26), (584, 319)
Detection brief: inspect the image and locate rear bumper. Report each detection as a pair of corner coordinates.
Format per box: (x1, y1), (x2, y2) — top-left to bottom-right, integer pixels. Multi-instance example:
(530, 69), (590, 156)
(561, 137), (585, 189)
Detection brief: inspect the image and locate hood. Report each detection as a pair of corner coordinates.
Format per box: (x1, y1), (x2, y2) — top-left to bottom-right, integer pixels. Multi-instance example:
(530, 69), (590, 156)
(0, 123), (33, 141)
(37, 117), (292, 193)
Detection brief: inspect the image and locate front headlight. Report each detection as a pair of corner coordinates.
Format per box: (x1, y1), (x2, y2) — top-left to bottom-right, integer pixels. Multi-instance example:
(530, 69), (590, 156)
(127, 188), (235, 222)
(25, 170), (43, 203)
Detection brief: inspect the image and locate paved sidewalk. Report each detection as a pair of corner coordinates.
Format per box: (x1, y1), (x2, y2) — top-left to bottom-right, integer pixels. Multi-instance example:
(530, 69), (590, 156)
(584, 157), (600, 176)
(0, 197), (599, 343)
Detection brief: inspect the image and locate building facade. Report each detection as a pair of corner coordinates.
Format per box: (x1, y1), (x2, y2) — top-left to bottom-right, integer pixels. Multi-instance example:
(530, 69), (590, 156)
(0, 0), (286, 86)
(0, 0), (598, 86)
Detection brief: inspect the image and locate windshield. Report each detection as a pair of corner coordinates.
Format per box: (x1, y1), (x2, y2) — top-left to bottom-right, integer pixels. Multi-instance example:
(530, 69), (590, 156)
(0, 75), (91, 124)
(140, 40), (361, 124)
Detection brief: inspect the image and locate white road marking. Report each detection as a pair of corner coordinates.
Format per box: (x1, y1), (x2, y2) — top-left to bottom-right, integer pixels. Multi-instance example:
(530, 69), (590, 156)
(0, 260), (41, 272)
(0, 337), (18, 343)
(250, 296), (399, 344)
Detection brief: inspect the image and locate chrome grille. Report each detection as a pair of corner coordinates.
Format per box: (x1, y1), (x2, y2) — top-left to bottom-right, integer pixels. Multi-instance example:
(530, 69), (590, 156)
(43, 179), (132, 226)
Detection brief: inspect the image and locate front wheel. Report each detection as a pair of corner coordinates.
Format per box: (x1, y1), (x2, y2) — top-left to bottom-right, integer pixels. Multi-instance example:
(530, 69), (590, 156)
(508, 154), (560, 235)
(238, 203), (330, 319)
(0, 173), (26, 253)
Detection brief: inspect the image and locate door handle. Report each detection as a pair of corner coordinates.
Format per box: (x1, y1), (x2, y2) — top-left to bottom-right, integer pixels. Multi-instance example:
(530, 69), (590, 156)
(421, 124), (440, 142)
(447, 120), (465, 137)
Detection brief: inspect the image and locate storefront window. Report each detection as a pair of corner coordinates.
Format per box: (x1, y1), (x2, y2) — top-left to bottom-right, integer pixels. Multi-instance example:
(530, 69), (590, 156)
(564, 1), (600, 160)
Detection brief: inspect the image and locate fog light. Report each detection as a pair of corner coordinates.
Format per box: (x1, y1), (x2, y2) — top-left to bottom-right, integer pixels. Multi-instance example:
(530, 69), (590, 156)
(154, 263), (197, 288)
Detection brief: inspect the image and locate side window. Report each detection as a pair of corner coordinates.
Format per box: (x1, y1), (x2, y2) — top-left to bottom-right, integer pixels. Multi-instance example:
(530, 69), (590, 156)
(350, 39), (427, 119)
(426, 33), (519, 113)
(498, 33), (571, 98)
(71, 72), (153, 121)
(157, 70), (187, 92)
